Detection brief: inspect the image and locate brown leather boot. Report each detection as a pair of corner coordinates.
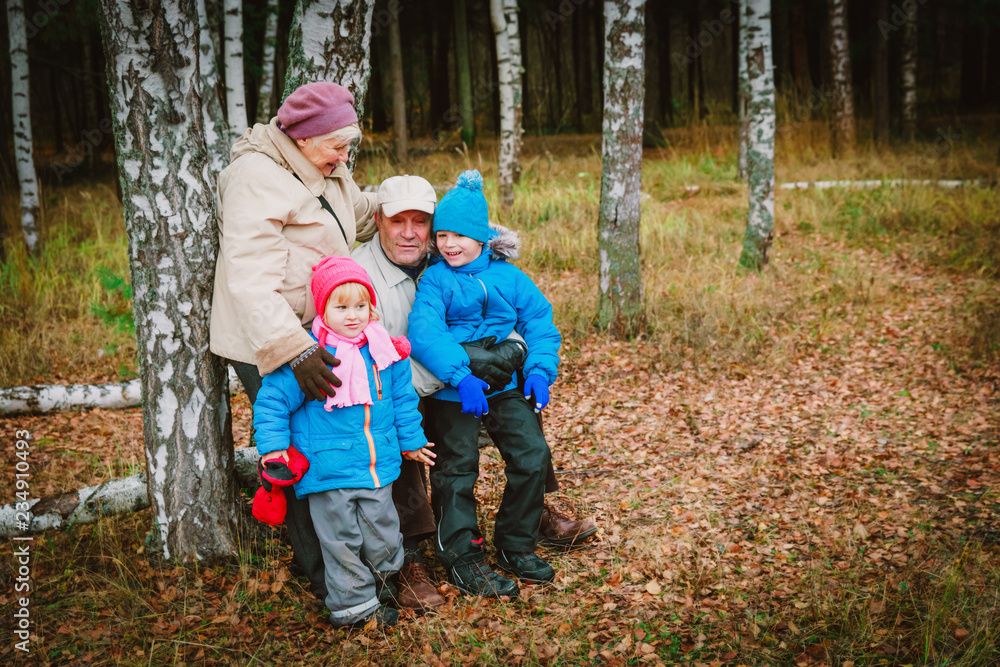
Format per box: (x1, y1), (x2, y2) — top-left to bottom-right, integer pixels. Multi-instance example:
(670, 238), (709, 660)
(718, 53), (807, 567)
(396, 561), (446, 609)
(538, 503), (598, 546)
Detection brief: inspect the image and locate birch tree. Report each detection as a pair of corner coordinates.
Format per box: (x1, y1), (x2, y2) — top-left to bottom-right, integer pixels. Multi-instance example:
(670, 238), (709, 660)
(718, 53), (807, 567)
(8, 0), (41, 254)
(454, 0), (475, 147)
(198, 0), (231, 175)
(901, 4), (918, 141)
(736, 0), (749, 180)
(256, 0), (279, 122)
(596, 0), (646, 338)
(491, 0), (523, 212)
(99, 0), (237, 561)
(828, 0), (856, 156)
(738, 0), (776, 272)
(388, 6), (407, 163)
(223, 0), (248, 140)
(283, 0), (375, 168)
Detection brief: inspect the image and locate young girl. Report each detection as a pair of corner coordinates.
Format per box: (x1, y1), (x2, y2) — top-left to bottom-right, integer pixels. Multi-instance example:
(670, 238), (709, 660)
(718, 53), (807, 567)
(253, 256), (435, 628)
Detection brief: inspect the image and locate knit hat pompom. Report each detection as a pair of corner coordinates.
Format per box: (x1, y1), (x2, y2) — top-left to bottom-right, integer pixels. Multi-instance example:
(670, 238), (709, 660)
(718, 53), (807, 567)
(433, 169), (495, 244)
(455, 169), (484, 192)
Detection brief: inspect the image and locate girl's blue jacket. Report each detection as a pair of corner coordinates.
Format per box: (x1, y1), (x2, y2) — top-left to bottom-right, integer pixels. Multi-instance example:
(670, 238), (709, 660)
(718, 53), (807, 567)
(253, 334), (427, 498)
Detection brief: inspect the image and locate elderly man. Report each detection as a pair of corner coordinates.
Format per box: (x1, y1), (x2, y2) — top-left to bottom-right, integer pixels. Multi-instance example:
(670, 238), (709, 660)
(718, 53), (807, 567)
(352, 175), (597, 595)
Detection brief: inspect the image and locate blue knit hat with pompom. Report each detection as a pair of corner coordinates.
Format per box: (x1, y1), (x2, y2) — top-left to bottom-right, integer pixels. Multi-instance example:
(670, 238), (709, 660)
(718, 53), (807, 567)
(433, 169), (495, 243)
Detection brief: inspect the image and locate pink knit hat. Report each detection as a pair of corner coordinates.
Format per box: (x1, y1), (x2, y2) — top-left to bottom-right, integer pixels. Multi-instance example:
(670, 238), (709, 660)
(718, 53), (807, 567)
(278, 82), (359, 140)
(311, 256), (377, 313)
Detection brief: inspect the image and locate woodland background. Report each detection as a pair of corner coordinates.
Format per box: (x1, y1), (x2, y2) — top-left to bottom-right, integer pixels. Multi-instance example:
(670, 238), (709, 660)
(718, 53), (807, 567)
(1, 0), (1000, 666)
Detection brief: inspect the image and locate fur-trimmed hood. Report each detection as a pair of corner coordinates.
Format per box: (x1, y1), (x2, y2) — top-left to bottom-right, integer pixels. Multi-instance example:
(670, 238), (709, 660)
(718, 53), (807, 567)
(429, 222), (520, 261)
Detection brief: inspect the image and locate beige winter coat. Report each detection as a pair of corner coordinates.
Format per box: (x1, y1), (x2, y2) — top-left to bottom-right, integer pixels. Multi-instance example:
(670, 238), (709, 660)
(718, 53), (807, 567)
(210, 118), (378, 375)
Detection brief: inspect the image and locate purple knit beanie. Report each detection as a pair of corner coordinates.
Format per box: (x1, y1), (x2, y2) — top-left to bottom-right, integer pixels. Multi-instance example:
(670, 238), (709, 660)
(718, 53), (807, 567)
(278, 82), (359, 140)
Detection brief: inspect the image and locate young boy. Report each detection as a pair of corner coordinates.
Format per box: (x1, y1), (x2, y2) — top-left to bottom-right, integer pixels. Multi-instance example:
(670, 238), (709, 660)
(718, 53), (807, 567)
(254, 256), (435, 627)
(408, 170), (561, 598)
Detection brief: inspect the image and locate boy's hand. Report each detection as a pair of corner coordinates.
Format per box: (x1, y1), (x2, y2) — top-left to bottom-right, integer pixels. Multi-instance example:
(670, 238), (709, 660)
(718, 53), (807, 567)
(523, 374), (549, 413)
(262, 449), (289, 463)
(403, 442), (437, 466)
(457, 375), (490, 417)
(292, 346), (342, 401)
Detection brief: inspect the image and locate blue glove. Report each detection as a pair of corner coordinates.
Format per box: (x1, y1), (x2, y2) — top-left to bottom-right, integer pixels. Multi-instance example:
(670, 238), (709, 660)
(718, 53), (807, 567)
(457, 375), (490, 417)
(523, 374), (549, 413)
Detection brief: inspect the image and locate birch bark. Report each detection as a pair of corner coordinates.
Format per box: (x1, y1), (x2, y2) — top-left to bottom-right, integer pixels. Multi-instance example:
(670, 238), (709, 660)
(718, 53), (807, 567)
(737, 0), (749, 180)
(198, 0), (231, 175)
(256, 0), (279, 122)
(223, 0), (248, 139)
(491, 0), (523, 212)
(828, 0), (856, 155)
(283, 0), (375, 169)
(738, 0), (776, 272)
(8, 0), (41, 254)
(596, 0), (646, 338)
(99, 0), (236, 560)
(901, 5), (918, 141)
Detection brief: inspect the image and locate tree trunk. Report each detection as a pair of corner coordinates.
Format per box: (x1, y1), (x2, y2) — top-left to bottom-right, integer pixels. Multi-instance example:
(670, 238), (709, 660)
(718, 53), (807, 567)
(872, 0), (890, 146)
(81, 35), (102, 168)
(256, 0), (279, 122)
(737, 0), (750, 180)
(596, 0), (646, 339)
(388, 6), (408, 163)
(491, 0), (523, 212)
(789, 0), (811, 97)
(453, 0), (475, 147)
(283, 0), (375, 168)
(828, 0), (855, 156)
(0, 370), (243, 415)
(99, 0), (236, 561)
(686, 3), (698, 120)
(0, 448), (261, 539)
(8, 0), (41, 255)
(198, 0), (232, 176)
(224, 0), (248, 139)
(738, 0), (776, 272)
(901, 4), (917, 141)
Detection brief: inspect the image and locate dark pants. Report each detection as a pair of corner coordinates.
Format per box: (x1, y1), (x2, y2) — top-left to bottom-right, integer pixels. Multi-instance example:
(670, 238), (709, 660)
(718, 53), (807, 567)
(231, 360), (435, 600)
(423, 390), (552, 567)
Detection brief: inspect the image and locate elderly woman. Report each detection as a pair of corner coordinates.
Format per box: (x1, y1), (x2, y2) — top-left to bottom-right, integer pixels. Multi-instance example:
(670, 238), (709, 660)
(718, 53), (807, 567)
(210, 82), (379, 603)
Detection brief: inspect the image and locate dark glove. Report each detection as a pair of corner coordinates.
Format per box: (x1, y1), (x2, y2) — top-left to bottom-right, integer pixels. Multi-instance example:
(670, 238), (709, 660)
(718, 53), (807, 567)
(252, 446), (310, 525)
(461, 336), (517, 393)
(290, 345), (341, 402)
(490, 338), (527, 372)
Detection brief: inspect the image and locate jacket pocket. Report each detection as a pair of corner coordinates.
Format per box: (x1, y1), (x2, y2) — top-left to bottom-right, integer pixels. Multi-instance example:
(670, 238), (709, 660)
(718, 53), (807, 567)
(308, 436), (361, 483)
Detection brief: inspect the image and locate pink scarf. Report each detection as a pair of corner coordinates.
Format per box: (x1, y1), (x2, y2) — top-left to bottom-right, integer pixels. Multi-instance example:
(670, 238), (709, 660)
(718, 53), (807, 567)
(310, 317), (403, 411)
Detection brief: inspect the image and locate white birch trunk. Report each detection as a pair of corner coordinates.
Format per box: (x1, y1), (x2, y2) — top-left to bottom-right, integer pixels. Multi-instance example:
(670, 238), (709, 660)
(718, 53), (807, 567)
(828, 0), (856, 155)
(223, 0), (248, 140)
(491, 0), (523, 212)
(901, 5), (918, 141)
(8, 0), (41, 254)
(596, 0), (646, 338)
(0, 369), (243, 415)
(256, 0), (279, 122)
(1, 448), (261, 538)
(198, 0), (231, 176)
(737, 0), (749, 180)
(99, 0), (236, 561)
(283, 0), (375, 170)
(738, 0), (775, 271)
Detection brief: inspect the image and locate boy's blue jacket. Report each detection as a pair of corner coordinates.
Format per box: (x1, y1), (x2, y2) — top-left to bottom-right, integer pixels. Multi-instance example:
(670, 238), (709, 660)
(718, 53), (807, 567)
(253, 333), (427, 498)
(408, 225), (561, 403)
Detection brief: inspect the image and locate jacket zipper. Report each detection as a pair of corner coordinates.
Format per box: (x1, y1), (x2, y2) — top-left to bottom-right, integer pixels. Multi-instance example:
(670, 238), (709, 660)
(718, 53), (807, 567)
(476, 278), (489, 318)
(365, 404), (380, 487)
(373, 364), (382, 400)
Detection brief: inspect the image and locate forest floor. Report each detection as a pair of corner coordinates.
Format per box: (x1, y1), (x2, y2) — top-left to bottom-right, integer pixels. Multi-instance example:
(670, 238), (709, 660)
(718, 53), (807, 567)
(1, 130), (999, 666)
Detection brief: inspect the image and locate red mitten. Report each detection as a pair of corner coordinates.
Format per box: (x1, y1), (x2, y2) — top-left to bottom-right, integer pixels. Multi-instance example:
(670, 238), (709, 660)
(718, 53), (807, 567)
(252, 485), (287, 525)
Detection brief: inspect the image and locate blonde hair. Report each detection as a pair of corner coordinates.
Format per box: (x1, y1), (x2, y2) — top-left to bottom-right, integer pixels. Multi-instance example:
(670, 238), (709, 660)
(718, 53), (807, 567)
(327, 282), (379, 321)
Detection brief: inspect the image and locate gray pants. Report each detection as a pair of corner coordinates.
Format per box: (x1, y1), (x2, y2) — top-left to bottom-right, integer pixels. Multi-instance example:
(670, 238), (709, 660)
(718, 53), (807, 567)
(308, 485), (403, 626)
